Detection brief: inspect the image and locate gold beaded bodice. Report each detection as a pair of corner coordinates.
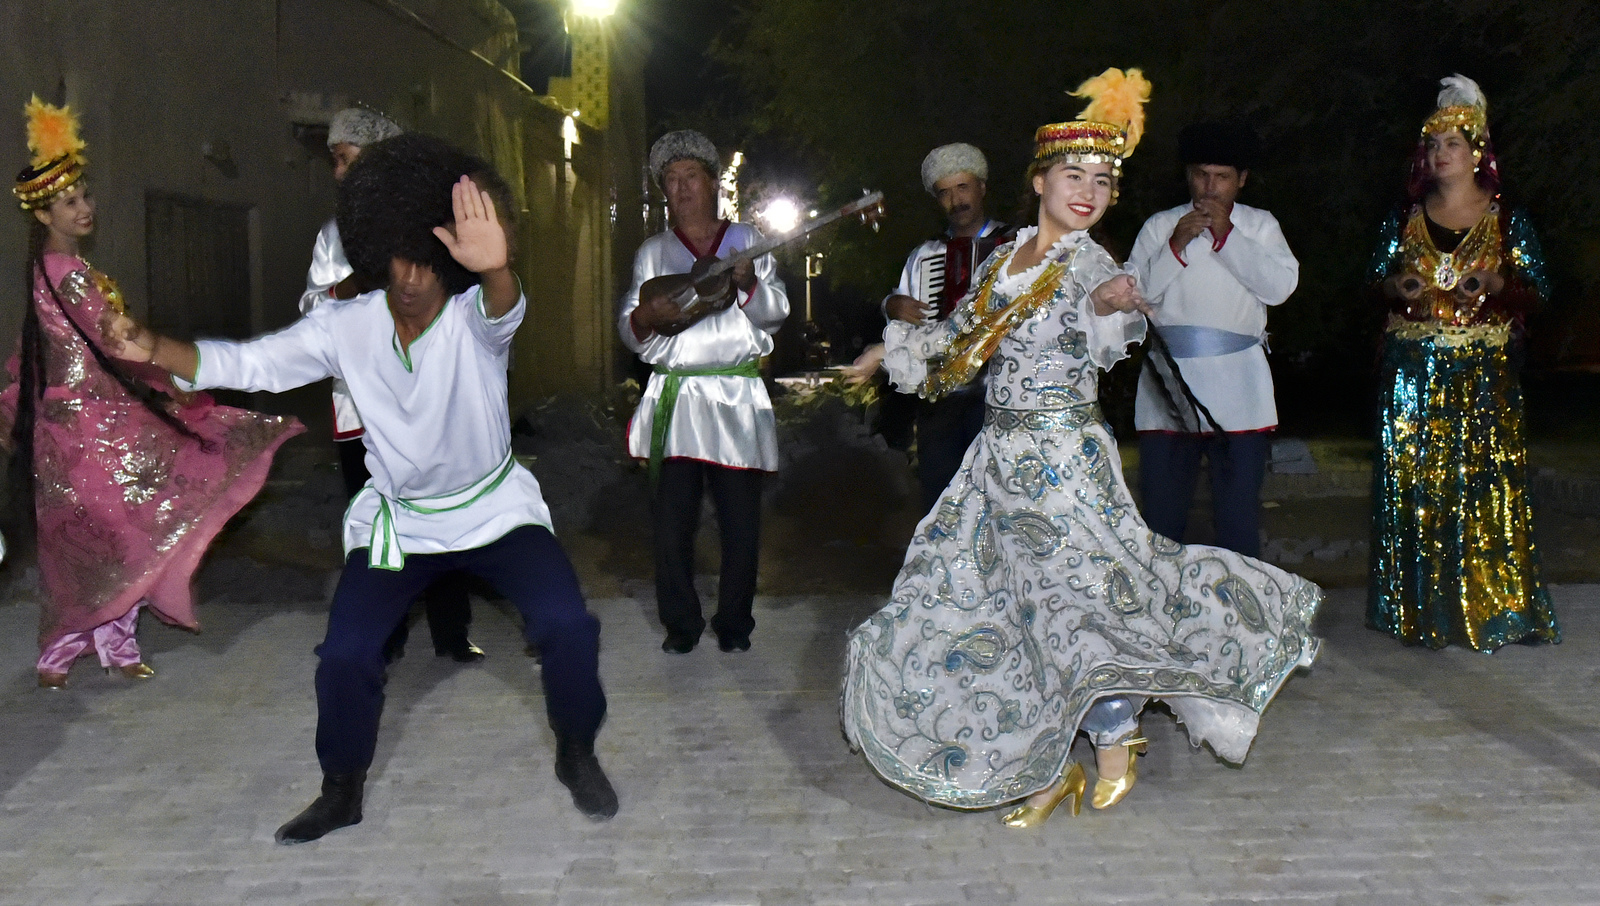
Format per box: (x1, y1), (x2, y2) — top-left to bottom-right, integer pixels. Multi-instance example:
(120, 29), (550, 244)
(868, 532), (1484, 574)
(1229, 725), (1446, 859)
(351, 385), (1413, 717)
(1398, 204), (1503, 326)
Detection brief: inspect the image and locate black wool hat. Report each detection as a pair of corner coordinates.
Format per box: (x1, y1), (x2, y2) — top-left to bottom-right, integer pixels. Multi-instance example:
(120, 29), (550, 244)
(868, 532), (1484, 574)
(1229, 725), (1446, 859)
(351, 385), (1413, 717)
(1177, 121), (1261, 171)
(337, 133), (498, 297)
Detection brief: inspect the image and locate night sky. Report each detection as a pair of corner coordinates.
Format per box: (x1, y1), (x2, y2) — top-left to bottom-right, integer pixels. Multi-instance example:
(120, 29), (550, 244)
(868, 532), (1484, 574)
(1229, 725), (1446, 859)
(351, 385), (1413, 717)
(508, 0), (734, 123)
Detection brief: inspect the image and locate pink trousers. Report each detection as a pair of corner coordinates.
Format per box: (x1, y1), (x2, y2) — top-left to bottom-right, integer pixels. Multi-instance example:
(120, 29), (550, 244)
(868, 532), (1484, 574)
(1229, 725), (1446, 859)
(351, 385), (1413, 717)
(37, 604), (143, 673)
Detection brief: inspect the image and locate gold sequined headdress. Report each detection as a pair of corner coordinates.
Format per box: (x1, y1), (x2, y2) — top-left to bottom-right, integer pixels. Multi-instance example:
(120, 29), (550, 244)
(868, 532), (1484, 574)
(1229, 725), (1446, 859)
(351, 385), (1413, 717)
(14, 95), (87, 210)
(1032, 68), (1151, 198)
(1421, 74), (1489, 147)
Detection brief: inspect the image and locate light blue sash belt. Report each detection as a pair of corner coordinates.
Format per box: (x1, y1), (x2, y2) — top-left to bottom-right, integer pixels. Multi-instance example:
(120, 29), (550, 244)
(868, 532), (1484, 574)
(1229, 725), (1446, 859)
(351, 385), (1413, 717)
(1159, 325), (1262, 359)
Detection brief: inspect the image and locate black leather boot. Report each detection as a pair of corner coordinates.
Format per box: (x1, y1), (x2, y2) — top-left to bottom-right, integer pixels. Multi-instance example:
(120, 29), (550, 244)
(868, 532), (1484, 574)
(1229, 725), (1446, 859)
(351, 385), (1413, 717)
(425, 573), (477, 661)
(554, 738), (618, 820)
(434, 637), (486, 663)
(275, 771), (366, 844)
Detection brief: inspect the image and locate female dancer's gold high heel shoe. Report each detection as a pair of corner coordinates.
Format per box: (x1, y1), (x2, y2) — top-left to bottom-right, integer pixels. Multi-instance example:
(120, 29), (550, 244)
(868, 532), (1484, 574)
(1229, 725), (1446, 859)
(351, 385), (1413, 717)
(112, 663), (155, 679)
(1000, 762), (1086, 828)
(1090, 736), (1148, 810)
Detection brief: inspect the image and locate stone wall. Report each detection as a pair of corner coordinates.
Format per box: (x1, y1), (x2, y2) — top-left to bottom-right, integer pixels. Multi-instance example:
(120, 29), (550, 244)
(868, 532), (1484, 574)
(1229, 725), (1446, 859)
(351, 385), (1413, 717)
(0, 0), (632, 428)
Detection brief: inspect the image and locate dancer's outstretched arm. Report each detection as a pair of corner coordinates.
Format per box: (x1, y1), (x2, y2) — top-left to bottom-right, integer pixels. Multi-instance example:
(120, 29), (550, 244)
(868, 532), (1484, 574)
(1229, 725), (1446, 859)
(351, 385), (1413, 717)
(101, 311), (199, 382)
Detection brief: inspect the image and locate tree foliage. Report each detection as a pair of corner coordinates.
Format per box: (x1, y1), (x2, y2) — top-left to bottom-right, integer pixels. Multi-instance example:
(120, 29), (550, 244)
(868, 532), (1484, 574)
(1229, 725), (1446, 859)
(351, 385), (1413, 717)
(711, 0), (1600, 365)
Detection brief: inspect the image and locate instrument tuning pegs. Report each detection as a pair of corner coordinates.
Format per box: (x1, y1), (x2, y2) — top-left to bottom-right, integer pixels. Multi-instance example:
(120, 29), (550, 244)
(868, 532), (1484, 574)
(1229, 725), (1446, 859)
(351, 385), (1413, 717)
(859, 201), (886, 232)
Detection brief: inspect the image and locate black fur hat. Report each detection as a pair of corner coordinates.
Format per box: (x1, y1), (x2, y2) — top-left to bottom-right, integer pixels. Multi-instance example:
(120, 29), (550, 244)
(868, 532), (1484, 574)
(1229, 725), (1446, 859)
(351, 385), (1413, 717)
(1177, 121), (1261, 171)
(337, 133), (504, 297)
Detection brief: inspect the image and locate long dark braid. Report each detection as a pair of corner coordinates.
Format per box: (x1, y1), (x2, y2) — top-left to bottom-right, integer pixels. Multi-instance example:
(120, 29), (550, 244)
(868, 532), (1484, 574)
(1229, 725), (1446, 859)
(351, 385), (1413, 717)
(1141, 328), (1227, 437)
(8, 222), (50, 522)
(10, 222), (209, 529)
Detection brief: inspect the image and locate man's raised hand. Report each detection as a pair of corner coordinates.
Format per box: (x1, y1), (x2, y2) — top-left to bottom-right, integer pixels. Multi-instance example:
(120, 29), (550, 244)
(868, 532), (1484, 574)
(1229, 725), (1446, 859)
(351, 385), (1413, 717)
(1195, 199), (1233, 238)
(433, 176), (508, 275)
(1171, 208), (1211, 251)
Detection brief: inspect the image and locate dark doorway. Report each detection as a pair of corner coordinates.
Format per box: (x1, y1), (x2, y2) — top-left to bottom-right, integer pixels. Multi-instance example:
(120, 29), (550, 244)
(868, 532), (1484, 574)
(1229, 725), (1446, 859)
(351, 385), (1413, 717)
(144, 190), (254, 341)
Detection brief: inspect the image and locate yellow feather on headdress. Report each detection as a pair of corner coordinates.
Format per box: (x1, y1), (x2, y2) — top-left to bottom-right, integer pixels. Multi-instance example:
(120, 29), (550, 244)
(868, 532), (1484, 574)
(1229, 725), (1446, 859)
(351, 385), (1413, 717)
(23, 94), (86, 169)
(1069, 68), (1151, 156)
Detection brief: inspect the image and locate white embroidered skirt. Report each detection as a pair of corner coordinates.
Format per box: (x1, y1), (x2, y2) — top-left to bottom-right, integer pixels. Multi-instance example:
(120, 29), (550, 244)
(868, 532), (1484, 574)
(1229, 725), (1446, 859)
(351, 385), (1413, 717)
(842, 404), (1322, 809)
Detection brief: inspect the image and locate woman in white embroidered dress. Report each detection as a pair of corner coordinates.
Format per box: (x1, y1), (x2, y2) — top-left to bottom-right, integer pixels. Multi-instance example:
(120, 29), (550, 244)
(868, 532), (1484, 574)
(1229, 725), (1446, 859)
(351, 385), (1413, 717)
(842, 70), (1322, 827)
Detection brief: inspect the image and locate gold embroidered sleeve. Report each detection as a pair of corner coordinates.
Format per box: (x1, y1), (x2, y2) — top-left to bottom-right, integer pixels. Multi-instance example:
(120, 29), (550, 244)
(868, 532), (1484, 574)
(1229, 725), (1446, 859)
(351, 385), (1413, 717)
(56, 268), (95, 310)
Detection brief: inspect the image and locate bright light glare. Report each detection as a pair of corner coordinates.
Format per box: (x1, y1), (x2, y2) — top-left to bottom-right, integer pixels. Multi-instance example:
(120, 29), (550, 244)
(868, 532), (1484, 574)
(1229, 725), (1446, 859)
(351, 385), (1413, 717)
(760, 197), (802, 234)
(562, 115), (578, 161)
(571, 0), (619, 17)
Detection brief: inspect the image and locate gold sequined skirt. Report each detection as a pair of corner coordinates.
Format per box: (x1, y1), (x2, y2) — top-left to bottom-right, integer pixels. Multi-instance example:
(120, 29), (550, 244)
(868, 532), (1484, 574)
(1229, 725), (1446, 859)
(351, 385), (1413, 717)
(1368, 320), (1558, 650)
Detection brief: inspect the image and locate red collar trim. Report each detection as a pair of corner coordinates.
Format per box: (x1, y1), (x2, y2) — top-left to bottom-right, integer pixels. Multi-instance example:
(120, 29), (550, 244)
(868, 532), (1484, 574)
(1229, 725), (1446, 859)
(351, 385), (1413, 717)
(673, 220), (731, 259)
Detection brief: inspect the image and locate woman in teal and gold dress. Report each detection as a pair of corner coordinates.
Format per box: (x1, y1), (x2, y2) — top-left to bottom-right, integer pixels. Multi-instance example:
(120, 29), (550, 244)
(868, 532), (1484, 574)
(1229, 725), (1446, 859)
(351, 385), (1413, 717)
(841, 70), (1322, 828)
(1367, 74), (1559, 651)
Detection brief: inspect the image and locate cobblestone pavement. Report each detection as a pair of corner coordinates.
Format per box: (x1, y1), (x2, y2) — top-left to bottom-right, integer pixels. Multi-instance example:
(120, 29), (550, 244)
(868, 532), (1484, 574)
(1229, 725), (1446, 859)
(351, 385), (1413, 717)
(0, 558), (1596, 905)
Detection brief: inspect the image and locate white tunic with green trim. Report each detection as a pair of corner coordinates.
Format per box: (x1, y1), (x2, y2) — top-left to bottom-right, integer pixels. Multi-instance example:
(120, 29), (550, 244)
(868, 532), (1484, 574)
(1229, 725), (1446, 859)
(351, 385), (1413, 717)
(177, 286), (552, 566)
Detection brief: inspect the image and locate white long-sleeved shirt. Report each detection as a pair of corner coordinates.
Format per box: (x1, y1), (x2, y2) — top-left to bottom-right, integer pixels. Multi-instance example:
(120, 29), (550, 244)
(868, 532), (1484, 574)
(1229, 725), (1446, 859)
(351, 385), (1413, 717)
(181, 286), (552, 557)
(617, 222), (789, 470)
(1129, 202), (1298, 432)
(299, 218), (364, 438)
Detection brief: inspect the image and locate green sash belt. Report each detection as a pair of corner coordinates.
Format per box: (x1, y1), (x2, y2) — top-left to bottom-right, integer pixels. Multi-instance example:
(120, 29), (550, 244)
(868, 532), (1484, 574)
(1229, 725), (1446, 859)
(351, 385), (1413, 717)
(649, 360), (761, 485)
(366, 449), (516, 571)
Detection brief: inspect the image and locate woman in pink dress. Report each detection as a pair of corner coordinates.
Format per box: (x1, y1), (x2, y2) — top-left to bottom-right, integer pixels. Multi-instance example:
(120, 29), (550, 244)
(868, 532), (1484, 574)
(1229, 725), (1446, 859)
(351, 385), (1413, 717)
(4, 97), (303, 688)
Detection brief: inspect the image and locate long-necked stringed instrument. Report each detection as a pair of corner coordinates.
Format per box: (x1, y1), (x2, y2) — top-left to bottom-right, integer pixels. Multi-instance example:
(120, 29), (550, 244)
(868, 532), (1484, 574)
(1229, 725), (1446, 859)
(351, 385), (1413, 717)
(642, 190), (885, 336)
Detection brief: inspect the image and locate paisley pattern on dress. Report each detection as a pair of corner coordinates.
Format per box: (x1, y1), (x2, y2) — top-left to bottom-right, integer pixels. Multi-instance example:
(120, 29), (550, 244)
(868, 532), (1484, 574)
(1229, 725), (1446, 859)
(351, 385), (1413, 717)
(844, 229), (1322, 810)
(0, 253), (304, 647)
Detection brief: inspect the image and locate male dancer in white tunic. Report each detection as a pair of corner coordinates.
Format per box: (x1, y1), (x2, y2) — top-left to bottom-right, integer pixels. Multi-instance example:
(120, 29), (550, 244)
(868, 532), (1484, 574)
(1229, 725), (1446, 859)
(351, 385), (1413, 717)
(1129, 122), (1299, 556)
(619, 130), (788, 654)
(879, 144), (1015, 511)
(104, 134), (615, 840)
(303, 107), (481, 664)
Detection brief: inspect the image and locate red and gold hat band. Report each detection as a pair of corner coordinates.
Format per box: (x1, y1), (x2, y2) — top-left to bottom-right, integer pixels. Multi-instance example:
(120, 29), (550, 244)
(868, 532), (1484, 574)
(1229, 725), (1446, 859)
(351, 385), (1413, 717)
(14, 155), (84, 210)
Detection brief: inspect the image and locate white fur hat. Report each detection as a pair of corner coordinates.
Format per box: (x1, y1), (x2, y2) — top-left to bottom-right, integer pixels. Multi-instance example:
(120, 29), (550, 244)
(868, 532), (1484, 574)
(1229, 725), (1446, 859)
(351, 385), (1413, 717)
(648, 130), (720, 185)
(328, 108), (403, 149)
(921, 143), (988, 194)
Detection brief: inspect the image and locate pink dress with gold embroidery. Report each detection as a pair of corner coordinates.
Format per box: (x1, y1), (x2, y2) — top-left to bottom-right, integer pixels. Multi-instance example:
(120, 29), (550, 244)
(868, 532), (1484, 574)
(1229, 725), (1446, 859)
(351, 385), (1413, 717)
(0, 252), (304, 657)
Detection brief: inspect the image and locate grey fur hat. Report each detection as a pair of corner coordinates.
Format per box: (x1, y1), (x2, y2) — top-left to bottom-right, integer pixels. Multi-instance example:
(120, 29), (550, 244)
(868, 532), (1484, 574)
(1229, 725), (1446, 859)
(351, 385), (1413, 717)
(328, 108), (403, 149)
(648, 130), (720, 185)
(920, 143), (988, 194)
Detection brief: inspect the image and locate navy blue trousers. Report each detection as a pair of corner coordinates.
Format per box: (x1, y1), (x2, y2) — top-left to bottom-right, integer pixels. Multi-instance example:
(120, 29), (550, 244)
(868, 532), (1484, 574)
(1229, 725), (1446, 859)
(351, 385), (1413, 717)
(315, 525), (606, 774)
(916, 390), (986, 514)
(1138, 432), (1272, 557)
(339, 437), (473, 652)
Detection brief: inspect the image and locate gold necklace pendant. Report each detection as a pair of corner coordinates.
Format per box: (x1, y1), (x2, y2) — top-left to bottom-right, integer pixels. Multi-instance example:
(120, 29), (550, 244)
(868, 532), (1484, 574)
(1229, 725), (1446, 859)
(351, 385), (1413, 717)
(1433, 252), (1459, 291)
(1432, 252), (1459, 291)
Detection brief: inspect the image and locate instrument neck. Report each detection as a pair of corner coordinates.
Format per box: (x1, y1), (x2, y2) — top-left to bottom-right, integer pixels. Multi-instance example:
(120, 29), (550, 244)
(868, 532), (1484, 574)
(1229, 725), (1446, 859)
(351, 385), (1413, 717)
(703, 206), (851, 277)
(686, 192), (885, 279)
